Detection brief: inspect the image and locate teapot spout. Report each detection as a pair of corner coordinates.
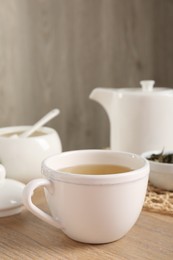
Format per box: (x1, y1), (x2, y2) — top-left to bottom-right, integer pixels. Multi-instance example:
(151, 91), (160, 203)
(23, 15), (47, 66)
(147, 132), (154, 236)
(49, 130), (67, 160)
(89, 88), (113, 116)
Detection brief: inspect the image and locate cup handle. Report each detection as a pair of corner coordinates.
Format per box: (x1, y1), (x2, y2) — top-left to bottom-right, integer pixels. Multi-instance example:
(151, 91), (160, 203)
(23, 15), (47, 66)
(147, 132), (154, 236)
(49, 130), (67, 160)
(23, 178), (62, 229)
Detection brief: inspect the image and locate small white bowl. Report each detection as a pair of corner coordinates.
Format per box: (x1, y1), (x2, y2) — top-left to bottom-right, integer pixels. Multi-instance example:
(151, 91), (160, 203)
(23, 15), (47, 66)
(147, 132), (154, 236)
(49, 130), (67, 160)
(0, 126), (62, 183)
(142, 150), (173, 191)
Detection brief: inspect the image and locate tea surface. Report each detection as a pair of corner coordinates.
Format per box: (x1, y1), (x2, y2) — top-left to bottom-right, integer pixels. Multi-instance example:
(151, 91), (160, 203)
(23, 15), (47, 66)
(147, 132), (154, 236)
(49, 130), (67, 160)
(59, 164), (132, 175)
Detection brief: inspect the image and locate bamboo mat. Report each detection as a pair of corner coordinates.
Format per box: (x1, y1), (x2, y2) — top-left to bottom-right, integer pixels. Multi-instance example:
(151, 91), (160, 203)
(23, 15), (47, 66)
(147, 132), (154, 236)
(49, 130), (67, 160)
(144, 183), (173, 216)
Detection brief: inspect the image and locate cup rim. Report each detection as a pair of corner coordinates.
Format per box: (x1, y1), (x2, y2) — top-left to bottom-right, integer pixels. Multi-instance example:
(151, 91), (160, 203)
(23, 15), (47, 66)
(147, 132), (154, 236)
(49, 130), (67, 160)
(42, 150), (149, 185)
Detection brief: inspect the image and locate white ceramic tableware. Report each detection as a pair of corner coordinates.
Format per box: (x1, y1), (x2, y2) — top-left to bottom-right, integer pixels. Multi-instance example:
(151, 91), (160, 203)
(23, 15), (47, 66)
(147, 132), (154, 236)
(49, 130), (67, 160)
(0, 164), (25, 217)
(90, 80), (173, 154)
(23, 150), (149, 244)
(18, 109), (60, 138)
(0, 126), (62, 183)
(142, 150), (173, 191)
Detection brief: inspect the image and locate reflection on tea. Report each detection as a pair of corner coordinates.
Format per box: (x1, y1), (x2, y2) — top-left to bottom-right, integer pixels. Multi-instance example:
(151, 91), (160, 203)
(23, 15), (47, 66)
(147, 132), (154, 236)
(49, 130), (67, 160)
(59, 164), (133, 175)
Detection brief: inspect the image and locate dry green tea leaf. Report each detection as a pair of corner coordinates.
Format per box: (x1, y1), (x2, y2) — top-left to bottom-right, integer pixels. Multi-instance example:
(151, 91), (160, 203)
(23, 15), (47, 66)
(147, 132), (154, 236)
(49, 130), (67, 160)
(147, 149), (173, 164)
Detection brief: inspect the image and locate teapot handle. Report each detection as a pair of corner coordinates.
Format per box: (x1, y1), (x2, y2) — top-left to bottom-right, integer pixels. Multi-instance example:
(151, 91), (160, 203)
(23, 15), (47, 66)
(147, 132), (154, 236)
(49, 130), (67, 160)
(23, 178), (62, 229)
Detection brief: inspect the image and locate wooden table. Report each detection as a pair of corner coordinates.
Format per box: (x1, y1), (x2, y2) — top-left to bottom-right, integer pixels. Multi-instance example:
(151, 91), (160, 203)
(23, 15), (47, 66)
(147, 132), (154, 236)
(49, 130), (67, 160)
(0, 188), (173, 260)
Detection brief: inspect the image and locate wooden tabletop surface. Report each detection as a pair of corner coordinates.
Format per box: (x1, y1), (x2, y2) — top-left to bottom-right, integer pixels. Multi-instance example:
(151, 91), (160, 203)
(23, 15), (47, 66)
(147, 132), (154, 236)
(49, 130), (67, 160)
(0, 188), (173, 260)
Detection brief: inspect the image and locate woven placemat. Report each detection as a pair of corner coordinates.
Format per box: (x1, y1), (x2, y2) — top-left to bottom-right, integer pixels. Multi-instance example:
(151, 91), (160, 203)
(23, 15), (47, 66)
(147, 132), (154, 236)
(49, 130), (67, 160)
(144, 183), (173, 216)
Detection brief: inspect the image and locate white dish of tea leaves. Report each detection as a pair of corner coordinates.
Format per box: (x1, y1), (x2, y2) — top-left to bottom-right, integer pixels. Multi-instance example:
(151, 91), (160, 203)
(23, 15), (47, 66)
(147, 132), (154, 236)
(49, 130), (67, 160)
(142, 150), (173, 191)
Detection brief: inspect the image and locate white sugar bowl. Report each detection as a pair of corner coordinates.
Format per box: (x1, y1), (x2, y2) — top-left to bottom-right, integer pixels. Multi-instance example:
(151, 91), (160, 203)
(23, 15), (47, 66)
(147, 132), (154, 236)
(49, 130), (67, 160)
(0, 126), (62, 183)
(142, 150), (173, 191)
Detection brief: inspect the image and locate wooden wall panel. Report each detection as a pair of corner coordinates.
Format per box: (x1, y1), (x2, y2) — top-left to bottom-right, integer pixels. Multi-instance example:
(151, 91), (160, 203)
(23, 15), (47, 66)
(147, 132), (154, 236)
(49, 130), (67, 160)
(0, 0), (172, 151)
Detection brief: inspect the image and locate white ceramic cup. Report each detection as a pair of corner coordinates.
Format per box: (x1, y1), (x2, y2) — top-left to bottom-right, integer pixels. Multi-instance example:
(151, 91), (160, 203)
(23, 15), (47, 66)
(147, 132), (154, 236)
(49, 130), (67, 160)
(0, 126), (62, 183)
(23, 150), (149, 244)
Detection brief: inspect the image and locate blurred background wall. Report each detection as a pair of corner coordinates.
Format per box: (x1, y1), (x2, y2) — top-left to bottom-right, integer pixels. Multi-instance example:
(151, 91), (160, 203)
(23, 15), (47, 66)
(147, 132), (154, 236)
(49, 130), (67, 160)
(0, 0), (173, 151)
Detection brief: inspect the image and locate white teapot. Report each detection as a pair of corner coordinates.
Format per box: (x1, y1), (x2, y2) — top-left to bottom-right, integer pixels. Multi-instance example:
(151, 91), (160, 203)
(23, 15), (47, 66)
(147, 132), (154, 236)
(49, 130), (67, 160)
(90, 80), (173, 154)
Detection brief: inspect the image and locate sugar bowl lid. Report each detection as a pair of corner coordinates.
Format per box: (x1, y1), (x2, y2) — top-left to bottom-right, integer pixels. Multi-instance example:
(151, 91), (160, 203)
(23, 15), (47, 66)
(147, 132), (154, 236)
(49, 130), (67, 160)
(0, 164), (25, 217)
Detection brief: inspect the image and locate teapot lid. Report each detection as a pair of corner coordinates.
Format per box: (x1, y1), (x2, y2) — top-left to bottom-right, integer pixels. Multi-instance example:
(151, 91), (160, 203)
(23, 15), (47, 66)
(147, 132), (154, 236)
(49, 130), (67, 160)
(140, 80), (172, 93)
(117, 80), (173, 95)
(0, 165), (25, 217)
